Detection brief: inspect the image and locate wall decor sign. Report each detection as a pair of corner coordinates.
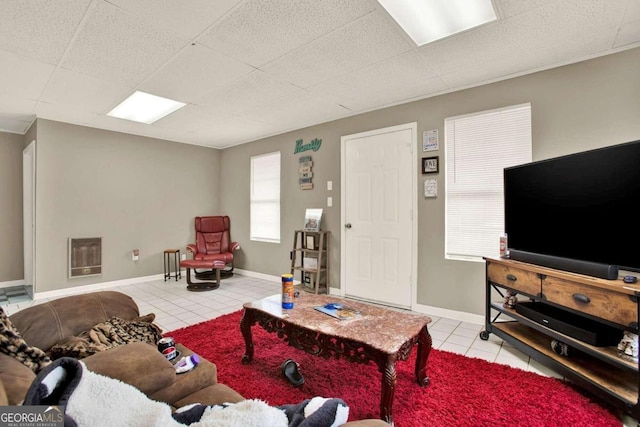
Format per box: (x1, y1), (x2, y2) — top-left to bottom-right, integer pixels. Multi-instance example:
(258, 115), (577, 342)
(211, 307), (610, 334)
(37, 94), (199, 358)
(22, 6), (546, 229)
(299, 155), (313, 190)
(424, 178), (438, 198)
(422, 156), (439, 174)
(423, 129), (439, 152)
(294, 138), (322, 154)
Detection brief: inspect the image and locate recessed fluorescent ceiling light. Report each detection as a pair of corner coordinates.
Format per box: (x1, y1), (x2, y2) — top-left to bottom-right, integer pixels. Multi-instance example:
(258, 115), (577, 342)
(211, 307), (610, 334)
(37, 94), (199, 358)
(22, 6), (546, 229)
(377, 0), (497, 46)
(107, 91), (186, 124)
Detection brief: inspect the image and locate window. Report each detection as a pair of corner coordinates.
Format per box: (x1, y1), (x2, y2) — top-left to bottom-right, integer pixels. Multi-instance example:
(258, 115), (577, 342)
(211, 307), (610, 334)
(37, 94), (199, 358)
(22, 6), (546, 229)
(445, 103), (532, 261)
(250, 152), (281, 243)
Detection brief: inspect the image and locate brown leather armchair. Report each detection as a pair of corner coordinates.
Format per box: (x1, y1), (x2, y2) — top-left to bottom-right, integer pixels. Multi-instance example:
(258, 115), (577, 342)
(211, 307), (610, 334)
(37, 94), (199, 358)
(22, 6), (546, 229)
(186, 216), (240, 278)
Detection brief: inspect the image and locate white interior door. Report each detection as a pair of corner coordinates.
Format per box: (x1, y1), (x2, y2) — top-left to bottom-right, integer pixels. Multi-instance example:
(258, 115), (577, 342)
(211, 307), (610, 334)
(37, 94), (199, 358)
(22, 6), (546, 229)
(23, 141), (36, 290)
(341, 123), (416, 309)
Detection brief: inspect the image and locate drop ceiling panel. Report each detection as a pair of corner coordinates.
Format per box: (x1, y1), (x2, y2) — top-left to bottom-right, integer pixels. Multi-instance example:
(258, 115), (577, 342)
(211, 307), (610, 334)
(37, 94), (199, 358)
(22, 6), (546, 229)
(498, 0), (557, 19)
(104, 0), (243, 40)
(35, 101), (99, 126)
(197, 0), (378, 67)
(421, 0), (625, 80)
(0, 50), (56, 99)
(242, 91), (349, 130)
(616, 21), (640, 48)
(155, 104), (272, 146)
(262, 11), (414, 88)
(196, 71), (305, 114)
(0, 116), (33, 134)
(40, 68), (133, 114)
(0, 0), (91, 64)
(61, 1), (188, 86)
(140, 43), (255, 104)
(309, 51), (447, 111)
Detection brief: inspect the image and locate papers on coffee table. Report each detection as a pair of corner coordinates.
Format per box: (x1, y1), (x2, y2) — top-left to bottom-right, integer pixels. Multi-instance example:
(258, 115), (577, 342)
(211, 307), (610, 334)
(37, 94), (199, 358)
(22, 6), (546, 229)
(314, 303), (361, 320)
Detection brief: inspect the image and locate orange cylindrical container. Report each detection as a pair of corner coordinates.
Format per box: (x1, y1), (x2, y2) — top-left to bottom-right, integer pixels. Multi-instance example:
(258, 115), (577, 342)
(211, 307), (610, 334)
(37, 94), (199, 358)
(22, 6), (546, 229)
(282, 274), (294, 309)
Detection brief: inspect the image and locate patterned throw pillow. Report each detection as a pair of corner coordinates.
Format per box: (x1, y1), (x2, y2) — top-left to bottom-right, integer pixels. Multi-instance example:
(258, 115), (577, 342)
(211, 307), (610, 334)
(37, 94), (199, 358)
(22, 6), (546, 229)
(0, 307), (51, 373)
(49, 314), (162, 360)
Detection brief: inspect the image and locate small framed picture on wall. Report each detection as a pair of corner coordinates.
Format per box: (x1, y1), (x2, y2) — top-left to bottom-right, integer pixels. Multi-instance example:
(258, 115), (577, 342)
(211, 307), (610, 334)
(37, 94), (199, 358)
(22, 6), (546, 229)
(422, 156), (439, 174)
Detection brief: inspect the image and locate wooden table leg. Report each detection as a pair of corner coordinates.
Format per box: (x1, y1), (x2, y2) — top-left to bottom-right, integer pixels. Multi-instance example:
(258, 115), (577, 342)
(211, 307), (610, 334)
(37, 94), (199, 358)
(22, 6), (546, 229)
(240, 309), (255, 364)
(380, 354), (397, 424)
(415, 325), (432, 386)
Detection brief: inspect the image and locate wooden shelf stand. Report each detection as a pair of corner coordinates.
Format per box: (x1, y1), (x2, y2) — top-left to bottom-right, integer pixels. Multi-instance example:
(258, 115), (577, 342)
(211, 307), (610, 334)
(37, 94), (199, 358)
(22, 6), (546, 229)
(290, 230), (330, 294)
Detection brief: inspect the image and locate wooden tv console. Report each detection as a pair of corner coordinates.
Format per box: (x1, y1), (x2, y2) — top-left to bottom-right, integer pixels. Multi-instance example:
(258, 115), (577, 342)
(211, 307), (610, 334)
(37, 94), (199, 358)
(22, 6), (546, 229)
(481, 256), (640, 418)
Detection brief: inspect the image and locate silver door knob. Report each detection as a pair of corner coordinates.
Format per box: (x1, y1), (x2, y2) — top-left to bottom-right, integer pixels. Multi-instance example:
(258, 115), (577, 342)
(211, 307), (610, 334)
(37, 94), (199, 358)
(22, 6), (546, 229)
(345, 223), (352, 229)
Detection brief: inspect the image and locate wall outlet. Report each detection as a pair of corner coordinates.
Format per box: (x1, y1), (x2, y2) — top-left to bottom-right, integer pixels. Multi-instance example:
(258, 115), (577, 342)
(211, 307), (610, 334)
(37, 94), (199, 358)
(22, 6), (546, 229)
(181, 253), (186, 260)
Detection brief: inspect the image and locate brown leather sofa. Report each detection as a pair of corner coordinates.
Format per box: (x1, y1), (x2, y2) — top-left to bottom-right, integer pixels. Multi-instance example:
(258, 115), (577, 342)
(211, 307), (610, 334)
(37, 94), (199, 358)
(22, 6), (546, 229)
(0, 291), (385, 426)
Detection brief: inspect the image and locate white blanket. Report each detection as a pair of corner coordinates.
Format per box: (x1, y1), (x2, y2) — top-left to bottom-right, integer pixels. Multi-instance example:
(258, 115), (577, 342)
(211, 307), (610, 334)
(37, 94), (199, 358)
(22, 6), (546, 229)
(24, 357), (348, 427)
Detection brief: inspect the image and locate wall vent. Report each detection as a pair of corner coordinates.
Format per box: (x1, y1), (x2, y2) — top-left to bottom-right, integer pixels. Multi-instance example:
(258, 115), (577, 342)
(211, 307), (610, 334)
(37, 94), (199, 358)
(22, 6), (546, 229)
(69, 237), (102, 278)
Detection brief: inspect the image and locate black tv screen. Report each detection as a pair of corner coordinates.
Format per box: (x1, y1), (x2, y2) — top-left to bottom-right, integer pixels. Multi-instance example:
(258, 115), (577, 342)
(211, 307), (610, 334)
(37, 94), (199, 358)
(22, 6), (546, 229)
(504, 139), (640, 276)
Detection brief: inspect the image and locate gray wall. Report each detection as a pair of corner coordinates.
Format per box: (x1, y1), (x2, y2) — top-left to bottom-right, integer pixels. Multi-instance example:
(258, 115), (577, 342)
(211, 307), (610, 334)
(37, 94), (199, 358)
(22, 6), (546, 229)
(221, 47), (640, 316)
(33, 119), (221, 293)
(0, 132), (25, 281)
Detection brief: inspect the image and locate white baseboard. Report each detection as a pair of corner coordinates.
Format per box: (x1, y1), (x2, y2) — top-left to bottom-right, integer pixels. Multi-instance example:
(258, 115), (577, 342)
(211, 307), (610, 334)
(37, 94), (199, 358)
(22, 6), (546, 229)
(233, 268), (282, 283)
(412, 302), (484, 325)
(0, 280), (26, 289)
(322, 282), (483, 325)
(33, 273), (165, 300)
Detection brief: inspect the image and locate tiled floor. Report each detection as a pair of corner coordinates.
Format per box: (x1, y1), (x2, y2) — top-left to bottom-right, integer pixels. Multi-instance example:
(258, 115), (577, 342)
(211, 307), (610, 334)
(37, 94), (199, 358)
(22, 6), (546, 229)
(0, 274), (560, 379)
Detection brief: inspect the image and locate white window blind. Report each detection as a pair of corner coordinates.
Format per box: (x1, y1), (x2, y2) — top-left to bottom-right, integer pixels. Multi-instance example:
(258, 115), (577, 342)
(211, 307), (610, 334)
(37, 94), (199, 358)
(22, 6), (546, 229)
(445, 103), (532, 261)
(250, 151), (281, 243)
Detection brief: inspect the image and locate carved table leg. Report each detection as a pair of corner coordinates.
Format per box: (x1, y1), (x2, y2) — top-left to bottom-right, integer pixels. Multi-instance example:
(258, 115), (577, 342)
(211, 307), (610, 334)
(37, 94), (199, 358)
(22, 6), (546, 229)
(240, 309), (254, 364)
(415, 325), (432, 386)
(380, 354), (397, 425)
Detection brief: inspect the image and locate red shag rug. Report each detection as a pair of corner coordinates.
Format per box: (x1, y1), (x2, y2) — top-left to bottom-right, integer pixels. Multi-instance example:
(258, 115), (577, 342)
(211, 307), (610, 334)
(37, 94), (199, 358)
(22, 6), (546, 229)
(167, 310), (620, 427)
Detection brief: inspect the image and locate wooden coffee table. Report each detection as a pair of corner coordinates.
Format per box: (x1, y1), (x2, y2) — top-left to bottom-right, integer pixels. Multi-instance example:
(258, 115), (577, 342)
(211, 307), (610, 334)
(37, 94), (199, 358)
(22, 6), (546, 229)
(240, 293), (432, 424)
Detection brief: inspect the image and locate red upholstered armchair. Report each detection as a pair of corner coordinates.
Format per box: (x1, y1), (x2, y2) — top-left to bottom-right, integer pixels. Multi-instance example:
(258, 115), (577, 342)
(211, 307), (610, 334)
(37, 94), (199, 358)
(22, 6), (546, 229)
(186, 216), (240, 278)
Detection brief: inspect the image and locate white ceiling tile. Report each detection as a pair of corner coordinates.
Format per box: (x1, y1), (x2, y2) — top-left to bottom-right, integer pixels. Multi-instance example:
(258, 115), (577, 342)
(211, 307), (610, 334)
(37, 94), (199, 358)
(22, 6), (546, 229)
(40, 68), (133, 114)
(615, 21), (640, 48)
(154, 103), (273, 147)
(625, 1), (640, 22)
(140, 43), (254, 103)
(0, 96), (36, 115)
(0, 116), (33, 134)
(422, 0), (624, 80)
(0, 50), (56, 99)
(196, 71), (305, 114)
(241, 91), (349, 129)
(197, 0), (378, 67)
(61, 1), (188, 86)
(309, 51), (447, 110)
(0, 0), (91, 64)
(35, 101), (100, 126)
(497, 0), (556, 19)
(104, 0), (243, 40)
(262, 11), (414, 88)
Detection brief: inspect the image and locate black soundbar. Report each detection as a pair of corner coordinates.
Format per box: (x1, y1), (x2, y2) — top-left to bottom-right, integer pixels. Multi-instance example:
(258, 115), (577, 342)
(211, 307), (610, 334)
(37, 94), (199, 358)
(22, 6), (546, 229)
(508, 250), (618, 280)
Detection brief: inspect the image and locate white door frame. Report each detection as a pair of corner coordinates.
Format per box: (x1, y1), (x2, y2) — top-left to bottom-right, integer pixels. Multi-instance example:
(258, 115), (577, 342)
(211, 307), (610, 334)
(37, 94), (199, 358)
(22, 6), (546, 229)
(23, 140), (36, 291)
(340, 122), (418, 308)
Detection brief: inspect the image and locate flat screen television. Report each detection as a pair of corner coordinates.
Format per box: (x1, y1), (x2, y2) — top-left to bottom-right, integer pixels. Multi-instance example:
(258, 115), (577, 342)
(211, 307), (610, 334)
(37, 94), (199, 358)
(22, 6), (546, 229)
(504, 139), (640, 279)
